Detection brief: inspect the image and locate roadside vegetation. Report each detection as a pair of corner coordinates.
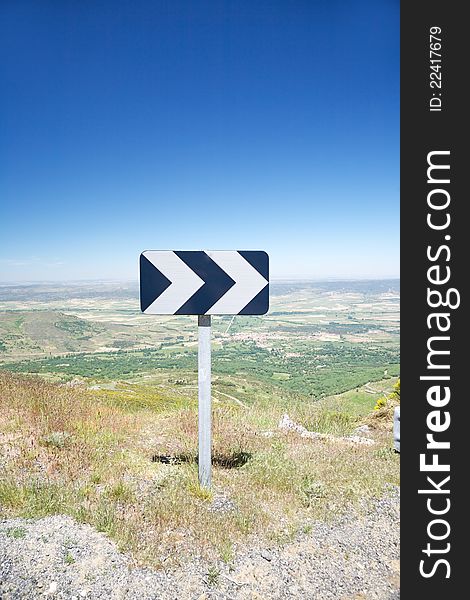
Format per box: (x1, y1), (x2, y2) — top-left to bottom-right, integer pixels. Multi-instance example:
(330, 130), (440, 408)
(368, 380), (401, 428)
(0, 372), (399, 568)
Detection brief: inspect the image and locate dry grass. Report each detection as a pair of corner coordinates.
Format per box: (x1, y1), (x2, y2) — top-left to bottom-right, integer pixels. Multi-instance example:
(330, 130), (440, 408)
(0, 372), (399, 568)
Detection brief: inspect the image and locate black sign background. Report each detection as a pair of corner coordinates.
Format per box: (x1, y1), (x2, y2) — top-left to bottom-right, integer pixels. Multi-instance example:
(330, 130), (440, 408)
(401, 2), (466, 597)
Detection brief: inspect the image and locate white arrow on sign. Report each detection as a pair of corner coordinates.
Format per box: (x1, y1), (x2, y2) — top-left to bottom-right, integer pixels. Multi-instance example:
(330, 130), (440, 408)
(143, 251), (204, 314)
(206, 251), (268, 314)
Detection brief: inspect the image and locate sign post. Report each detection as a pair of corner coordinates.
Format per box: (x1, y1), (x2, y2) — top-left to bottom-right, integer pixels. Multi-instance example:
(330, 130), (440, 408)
(139, 250), (269, 489)
(198, 315), (211, 488)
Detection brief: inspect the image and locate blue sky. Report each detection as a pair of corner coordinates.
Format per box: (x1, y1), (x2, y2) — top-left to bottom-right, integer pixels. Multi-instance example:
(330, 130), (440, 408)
(0, 0), (399, 282)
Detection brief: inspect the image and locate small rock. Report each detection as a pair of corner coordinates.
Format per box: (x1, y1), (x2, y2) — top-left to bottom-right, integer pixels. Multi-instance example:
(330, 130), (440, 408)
(79, 590), (88, 598)
(261, 431), (274, 437)
(279, 413), (307, 435)
(344, 435), (375, 446)
(47, 581), (58, 595)
(354, 425), (371, 436)
(289, 585), (300, 594)
(260, 550), (273, 562)
(208, 494), (236, 513)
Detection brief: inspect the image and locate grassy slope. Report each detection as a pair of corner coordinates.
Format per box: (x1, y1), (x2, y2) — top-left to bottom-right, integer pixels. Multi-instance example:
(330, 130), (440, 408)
(0, 372), (399, 568)
(0, 311), (110, 357)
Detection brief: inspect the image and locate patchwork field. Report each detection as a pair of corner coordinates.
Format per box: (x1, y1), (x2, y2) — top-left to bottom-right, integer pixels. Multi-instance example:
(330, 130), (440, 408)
(0, 279), (399, 402)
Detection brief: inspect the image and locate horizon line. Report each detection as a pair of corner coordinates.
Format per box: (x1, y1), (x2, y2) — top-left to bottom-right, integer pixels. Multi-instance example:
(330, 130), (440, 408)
(0, 275), (401, 286)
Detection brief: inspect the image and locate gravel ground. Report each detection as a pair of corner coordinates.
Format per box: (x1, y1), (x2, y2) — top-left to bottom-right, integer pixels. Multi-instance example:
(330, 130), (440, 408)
(0, 488), (399, 600)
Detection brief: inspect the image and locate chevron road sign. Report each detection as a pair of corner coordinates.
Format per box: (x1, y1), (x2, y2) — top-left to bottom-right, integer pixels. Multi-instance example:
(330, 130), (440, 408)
(140, 250), (269, 315)
(139, 249), (269, 490)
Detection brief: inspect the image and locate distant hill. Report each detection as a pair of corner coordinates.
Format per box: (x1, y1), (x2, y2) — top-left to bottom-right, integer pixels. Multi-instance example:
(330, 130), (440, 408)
(0, 311), (118, 357)
(0, 281), (138, 302)
(270, 279), (400, 296)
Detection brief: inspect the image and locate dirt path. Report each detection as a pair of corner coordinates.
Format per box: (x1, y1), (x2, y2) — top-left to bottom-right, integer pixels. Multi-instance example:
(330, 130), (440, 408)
(213, 390), (248, 408)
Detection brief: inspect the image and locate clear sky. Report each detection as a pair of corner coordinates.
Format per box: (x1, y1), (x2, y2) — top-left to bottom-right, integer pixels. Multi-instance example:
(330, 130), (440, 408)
(0, 0), (399, 282)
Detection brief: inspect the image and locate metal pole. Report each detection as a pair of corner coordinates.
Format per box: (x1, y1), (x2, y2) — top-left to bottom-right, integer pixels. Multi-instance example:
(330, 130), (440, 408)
(198, 314), (211, 488)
